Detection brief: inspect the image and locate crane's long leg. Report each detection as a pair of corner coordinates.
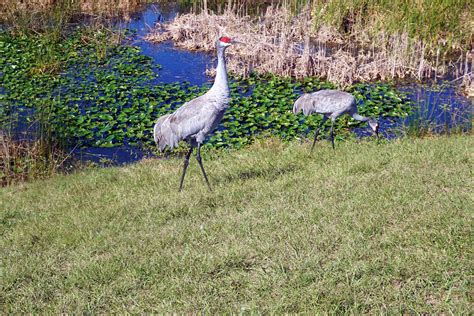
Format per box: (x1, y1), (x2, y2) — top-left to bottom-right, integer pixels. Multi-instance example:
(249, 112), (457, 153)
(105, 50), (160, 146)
(195, 144), (212, 191)
(178, 146), (194, 192)
(330, 119), (335, 150)
(310, 116), (328, 153)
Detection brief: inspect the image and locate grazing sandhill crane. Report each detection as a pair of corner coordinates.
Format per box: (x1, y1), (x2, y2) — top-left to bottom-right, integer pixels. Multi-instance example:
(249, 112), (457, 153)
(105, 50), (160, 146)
(293, 90), (379, 151)
(154, 36), (239, 191)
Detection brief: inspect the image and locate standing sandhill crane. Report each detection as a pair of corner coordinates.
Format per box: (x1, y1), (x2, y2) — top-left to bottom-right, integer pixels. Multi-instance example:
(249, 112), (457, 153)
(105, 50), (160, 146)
(293, 90), (379, 151)
(154, 36), (240, 191)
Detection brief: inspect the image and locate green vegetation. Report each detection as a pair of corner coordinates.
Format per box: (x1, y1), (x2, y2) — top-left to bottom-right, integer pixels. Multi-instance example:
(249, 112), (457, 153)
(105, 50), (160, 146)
(0, 32), (411, 151)
(218, 76), (410, 148)
(310, 0), (472, 54)
(0, 29), (157, 184)
(1, 136), (472, 312)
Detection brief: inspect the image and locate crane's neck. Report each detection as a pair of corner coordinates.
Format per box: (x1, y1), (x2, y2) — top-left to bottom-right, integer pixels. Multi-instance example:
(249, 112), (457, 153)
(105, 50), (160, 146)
(209, 46), (229, 96)
(352, 113), (369, 122)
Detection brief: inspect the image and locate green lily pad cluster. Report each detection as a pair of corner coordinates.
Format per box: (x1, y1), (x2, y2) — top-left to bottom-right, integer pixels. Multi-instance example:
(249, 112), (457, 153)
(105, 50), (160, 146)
(0, 31), (412, 151)
(208, 75), (411, 148)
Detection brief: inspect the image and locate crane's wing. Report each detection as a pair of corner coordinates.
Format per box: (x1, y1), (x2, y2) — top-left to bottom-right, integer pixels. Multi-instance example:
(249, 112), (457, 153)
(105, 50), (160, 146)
(168, 95), (209, 140)
(293, 94), (317, 115)
(153, 93), (222, 150)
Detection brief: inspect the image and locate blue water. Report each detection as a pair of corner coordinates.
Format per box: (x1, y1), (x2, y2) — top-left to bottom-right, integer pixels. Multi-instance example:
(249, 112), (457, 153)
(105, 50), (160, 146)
(122, 4), (212, 86)
(354, 82), (472, 139)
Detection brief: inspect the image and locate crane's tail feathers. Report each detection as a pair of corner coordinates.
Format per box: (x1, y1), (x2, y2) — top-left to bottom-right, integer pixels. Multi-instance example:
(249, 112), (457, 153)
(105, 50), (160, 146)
(293, 98), (301, 114)
(153, 114), (179, 151)
(293, 95), (308, 115)
(293, 94), (318, 116)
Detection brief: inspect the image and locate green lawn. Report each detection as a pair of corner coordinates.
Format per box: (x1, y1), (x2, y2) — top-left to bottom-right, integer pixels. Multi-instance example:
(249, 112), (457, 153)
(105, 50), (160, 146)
(1, 136), (472, 313)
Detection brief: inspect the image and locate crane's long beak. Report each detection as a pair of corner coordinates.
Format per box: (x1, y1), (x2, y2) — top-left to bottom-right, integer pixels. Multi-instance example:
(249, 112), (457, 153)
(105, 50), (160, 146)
(231, 39), (245, 45)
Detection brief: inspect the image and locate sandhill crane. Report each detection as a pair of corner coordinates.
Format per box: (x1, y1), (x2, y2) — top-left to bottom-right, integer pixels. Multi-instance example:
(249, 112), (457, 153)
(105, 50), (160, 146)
(154, 36), (240, 191)
(293, 89), (379, 151)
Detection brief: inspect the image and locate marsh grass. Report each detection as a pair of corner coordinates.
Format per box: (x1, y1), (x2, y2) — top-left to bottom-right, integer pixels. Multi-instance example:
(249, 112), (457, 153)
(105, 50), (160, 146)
(0, 94), (74, 186)
(0, 133), (71, 186)
(147, 1), (473, 87)
(1, 136), (472, 312)
(403, 108), (472, 138)
(181, 0), (473, 54)
(0, 0), (146, 33)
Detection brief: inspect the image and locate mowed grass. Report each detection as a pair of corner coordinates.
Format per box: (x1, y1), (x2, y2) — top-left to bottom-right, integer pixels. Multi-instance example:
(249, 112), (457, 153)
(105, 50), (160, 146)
(1, 136), (472, 313)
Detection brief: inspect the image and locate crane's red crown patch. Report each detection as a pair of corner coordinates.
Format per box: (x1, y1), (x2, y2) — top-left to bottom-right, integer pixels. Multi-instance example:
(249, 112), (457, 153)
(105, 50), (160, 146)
(219, 36), (231, 43)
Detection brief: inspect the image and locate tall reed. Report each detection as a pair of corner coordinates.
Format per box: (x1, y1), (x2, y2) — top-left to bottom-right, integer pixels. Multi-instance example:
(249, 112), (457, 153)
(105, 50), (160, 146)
(166, 0), (473, 54)
(147, 4), (458, 87)
(0, 90), (70, 186)
(0, 133), (71, 186)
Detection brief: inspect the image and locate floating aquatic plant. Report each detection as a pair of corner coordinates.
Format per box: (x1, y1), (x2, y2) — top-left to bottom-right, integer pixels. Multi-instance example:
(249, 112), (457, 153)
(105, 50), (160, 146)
(0, 31), (412, 152)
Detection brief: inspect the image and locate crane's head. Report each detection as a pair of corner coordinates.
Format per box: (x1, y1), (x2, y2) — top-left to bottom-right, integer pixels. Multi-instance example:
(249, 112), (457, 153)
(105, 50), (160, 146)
(368, 119), (379, 137)
(217, 36), (242, 48)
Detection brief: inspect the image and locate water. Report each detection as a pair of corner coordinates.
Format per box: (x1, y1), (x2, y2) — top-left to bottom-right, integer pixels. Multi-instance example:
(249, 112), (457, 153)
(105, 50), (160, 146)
(353, 81), (472, 139)
(400, 82), (472, 133)
(122, 4), (212, 86)
(5, 2), (473, 165)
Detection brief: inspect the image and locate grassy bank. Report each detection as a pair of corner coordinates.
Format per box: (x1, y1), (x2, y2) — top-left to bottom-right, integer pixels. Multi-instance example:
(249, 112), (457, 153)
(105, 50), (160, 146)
(1, 136), (472, 313)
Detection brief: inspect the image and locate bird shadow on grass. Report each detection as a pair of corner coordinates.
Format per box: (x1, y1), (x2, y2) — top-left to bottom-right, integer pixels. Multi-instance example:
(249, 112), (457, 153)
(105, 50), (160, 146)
(219, 163), (299, 184)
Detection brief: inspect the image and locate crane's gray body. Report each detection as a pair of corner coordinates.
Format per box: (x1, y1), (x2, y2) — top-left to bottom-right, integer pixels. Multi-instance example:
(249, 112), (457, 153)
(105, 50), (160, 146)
(154, 89), (229, 150)
(154, 40), (231, 151)
(293, 90), (358, 119)
(293, 89), (379, 151)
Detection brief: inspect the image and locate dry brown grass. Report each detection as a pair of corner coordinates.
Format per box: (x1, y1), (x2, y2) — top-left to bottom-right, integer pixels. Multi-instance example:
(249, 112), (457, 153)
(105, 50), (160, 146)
(0, 0), (145, 27)
(0, 0), (144, 15)
(0, 133), (69, 186)
(146, 5), (469, 87)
